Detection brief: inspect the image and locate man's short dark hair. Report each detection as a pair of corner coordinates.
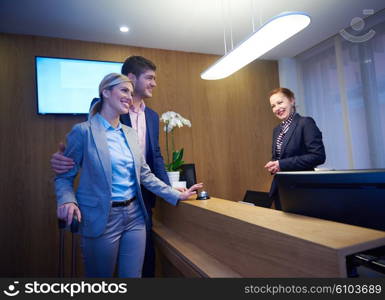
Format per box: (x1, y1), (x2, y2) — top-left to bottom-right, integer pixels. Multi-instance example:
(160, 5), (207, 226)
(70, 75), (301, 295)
(121, 56), (156, 77)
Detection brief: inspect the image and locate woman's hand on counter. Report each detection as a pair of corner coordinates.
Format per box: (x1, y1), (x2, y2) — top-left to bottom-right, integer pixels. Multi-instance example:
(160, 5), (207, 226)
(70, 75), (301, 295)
(178, 183), (204, 200)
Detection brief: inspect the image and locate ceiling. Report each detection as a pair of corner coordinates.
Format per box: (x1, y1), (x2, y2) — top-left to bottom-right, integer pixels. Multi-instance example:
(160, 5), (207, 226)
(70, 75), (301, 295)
(1, 0), (384, 59)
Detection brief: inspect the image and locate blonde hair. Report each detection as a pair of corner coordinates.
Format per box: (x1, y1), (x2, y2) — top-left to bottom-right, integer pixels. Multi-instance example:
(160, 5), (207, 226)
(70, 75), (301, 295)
(89, 73), (132, 116)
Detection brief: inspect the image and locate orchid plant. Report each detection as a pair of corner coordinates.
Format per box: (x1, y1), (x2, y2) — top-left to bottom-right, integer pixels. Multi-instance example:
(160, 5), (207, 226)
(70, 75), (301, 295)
(160, 111), (191, 172)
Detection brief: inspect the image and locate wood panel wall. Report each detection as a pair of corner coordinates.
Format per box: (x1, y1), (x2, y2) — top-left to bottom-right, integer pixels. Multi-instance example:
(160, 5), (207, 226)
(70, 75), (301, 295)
(0, 33), (279, 276)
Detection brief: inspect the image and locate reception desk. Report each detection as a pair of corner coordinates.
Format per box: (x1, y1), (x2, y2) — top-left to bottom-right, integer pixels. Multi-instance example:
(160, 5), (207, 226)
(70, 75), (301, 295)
(153, 197), (385, 277)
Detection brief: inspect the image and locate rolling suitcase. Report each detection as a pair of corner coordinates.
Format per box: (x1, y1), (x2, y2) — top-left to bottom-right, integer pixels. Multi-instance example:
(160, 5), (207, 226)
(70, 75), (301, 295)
(58, 216), (79, 277)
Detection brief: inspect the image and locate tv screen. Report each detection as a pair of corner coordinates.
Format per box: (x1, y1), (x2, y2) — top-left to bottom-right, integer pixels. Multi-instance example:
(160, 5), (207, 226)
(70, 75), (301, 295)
(276, 169), (385, 231)
(35, 56), (123, 114)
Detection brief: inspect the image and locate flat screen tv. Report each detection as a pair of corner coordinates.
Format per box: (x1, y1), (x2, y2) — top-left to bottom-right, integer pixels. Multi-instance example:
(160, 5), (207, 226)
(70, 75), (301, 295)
(276, 169), (385, 231)
(35, 56), (123, 114)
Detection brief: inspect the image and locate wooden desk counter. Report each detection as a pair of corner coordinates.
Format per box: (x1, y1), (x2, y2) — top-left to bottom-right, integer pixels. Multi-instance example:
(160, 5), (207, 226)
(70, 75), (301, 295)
(154, 197), (385, 277)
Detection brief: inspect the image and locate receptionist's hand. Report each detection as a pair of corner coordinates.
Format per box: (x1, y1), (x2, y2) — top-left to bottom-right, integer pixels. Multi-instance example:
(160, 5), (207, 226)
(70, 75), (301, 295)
(264, 160), (280, 175)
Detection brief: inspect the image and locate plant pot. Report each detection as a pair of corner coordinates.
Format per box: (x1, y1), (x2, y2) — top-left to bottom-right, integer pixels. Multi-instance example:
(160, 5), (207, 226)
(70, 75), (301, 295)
(171, 181), (186, 189)
(167, 171), (180, 183)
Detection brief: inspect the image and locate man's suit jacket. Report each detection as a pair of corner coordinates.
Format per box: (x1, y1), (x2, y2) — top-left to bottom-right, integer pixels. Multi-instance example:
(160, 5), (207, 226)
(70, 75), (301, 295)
(269, 113), (326, 204)
(55, 116), (179, 238)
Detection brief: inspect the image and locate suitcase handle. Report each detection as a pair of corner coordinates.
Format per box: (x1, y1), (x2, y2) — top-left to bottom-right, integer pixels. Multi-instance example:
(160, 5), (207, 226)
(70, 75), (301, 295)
(58, 219), (66, 229)
(57, 215), (79, 233)
(57, 215), (79, 277)
(70, 215), (79, 233)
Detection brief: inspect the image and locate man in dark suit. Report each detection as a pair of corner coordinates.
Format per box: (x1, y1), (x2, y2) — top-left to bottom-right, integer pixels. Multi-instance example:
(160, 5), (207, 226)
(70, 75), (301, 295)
(51, 56), (177, 277)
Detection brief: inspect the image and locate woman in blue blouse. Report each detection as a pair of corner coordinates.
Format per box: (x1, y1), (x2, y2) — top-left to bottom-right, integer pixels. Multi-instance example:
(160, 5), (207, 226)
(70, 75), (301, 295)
(55, 73), (202, 277)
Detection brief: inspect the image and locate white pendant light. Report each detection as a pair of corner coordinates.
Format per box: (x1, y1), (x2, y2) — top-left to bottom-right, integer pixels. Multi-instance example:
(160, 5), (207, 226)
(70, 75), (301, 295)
(201, 12), (311, 80)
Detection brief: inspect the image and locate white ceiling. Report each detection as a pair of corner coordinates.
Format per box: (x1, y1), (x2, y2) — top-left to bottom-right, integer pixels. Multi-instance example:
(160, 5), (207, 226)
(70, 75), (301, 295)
(1, 0), (384, 59)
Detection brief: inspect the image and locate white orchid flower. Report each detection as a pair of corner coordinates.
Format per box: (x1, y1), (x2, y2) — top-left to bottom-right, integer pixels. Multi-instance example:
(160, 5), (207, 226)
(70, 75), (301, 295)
(160, 111), (171, 122)
(181, 118), (191, 127)
(160, 111), (191, 131)
(175, 118), (183, 128)
(169, 118), (178, 129)
(160, 111), (192, 171)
